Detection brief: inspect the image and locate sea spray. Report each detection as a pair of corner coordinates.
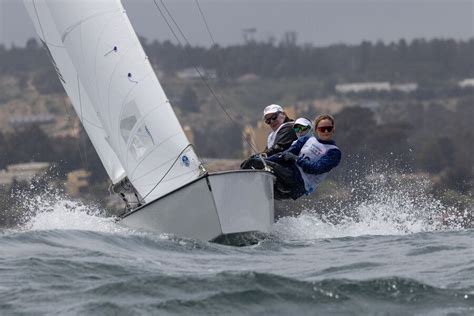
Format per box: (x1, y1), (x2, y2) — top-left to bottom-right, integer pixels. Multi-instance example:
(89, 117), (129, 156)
(8, 183), (126, 233)
(273, 170), (466, 240)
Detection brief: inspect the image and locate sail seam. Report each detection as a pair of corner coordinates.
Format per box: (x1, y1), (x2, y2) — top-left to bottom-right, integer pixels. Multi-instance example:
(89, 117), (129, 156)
(94, 12), (121, 117)
(33, 1), (66, 47)
(61, 9), (120, 43)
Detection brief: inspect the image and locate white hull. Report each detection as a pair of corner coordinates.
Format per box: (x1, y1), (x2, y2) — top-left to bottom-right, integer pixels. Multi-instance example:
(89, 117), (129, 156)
(120, 170), (275, 241)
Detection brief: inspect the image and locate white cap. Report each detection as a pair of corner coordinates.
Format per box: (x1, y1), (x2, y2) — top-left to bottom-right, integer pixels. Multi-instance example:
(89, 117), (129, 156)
(294, 117), (313, 128)
(263, 104), (283, 118)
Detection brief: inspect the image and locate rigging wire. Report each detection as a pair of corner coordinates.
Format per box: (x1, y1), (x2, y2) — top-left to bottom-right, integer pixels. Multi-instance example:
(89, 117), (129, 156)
(140, 144), (199, 201)
(195, 0), (265, 157)
(151, 0), (259, 155)
(194, 0), (216, 45)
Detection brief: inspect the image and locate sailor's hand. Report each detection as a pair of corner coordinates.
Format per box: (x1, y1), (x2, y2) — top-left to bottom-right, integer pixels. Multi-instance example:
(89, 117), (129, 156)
(282, 152), (298, 162)
(250, 153), (267, 160)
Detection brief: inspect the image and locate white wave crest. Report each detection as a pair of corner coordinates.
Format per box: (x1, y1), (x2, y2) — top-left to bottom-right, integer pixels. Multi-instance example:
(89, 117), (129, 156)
(15, 187), (128, 234)
(273, 172), (466, 240)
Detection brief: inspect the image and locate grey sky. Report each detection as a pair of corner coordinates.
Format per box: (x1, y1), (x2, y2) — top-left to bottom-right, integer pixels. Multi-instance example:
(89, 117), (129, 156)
(1, 0), (473, 48)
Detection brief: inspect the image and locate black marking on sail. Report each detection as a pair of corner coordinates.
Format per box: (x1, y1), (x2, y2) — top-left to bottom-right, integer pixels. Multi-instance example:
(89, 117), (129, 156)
(40, 39), (66, 84)
(104, 46), (118, 56)
(144, 125), (155, 145)
(128, 73), (138, 83)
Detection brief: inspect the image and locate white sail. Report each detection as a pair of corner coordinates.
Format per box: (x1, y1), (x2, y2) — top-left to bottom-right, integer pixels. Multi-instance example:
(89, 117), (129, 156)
(24, 0), (125, 183)
(24, 0), (202, 202)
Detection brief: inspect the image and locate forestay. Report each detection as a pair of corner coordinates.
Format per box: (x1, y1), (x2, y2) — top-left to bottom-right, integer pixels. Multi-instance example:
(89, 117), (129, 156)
(24, 0), (202, 202)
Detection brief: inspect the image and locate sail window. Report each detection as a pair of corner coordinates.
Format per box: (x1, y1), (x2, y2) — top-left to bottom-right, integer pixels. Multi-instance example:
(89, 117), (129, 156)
(120, 100), (140, 143)
(130, 123), (155, 160)
(120, 116), (137, 143)
(120, 100), (156, 161)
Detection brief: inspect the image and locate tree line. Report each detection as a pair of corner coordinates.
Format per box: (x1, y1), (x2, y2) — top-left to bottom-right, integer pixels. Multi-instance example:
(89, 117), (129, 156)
(144, 37), (474, 82)
(1, 37), (473, 83)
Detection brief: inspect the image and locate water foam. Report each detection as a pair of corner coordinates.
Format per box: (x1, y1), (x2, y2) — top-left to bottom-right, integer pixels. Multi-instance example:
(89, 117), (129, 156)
(273, 172), (463, 240)
(14, 187), (128, 234)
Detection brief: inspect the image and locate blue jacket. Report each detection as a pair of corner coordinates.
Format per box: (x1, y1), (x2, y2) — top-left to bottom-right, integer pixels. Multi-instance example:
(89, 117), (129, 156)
(296, 137), (341, 175)
(268, 135), (341, 194)
(268, 135), (341, 172)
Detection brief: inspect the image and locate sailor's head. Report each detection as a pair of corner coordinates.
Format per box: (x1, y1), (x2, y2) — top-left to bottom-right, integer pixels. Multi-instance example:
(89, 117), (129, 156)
(314, 114), (335, 141)
(263, 104), (286, 131)
(293, 117), (313, 137)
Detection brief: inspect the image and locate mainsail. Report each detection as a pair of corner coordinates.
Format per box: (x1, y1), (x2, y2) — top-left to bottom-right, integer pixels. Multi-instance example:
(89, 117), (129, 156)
(24, 0), (202, 203)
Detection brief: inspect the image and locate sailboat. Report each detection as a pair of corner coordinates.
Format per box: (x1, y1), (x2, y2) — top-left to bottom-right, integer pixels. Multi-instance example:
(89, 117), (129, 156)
(24, 0), (275, 241)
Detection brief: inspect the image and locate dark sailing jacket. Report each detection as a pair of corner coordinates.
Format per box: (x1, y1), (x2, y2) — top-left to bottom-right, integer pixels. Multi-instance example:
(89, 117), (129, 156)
(263, 118), (297, 156)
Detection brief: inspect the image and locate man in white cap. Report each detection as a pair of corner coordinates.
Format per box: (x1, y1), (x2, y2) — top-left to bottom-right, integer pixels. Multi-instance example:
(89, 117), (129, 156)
(262, 104), (297, 156)
(241, 104), (297, 169)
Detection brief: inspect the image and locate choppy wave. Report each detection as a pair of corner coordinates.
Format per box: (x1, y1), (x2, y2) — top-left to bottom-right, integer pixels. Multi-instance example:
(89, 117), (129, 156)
(1, 227), (473, 315)
(1, 173), (473, 315)
(0, 245), (472, 316)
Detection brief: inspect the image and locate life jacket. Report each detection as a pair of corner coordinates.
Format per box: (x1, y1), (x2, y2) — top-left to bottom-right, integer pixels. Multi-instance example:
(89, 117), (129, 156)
(295, 137), (339, 194)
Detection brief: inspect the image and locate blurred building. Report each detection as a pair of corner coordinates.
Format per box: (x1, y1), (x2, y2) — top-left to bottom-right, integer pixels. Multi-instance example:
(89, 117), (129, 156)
(9, 114), (56, 129)
(176, 67), (217, 80)
(0, 162), (50, 186)
(335, 82), (417, 93)
(51, 116), (81, 139)
(458, 78), (474, 88)
(237, 73), (259, 83)
(392, 83), (418, 92)
(335, 82), (391, 93)
(66, 169), (91, 196)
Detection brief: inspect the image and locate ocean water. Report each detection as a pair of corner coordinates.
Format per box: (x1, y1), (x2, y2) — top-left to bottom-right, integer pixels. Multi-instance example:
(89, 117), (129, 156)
(1, 184), (473, 315)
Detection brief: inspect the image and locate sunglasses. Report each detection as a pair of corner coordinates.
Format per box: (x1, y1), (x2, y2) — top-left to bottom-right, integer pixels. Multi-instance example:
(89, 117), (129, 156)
(293, 125), (309, 133)
(264, 112), (280, 124)
(317, 126), (334, 133)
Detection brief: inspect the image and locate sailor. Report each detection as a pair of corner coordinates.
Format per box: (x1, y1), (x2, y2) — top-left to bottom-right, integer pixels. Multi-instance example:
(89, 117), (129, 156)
(241, 104), (297, 169)
(262, 104), (297, 156)
(292, 117), (313, 138)
(266, 114), (342, 200)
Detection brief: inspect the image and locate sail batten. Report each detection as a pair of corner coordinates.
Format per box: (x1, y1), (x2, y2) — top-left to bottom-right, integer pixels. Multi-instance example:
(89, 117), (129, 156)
(24, 0), (202, 201)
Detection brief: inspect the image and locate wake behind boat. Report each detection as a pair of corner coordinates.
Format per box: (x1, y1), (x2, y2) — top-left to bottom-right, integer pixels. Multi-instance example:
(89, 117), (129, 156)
(24, 0), (275, 241)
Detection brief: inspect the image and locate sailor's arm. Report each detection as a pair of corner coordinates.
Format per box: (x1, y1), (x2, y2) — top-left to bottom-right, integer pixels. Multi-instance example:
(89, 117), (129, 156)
(267, 136), (309, 163)
(264, 124), (297, 156)
(297, 148), (342, 174)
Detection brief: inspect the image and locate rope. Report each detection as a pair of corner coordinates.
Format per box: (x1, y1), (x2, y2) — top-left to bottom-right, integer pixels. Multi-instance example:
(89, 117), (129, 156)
(194, 0), (216, 44)
(140, 144), (204, 201)
(151, 0), (259, 155)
